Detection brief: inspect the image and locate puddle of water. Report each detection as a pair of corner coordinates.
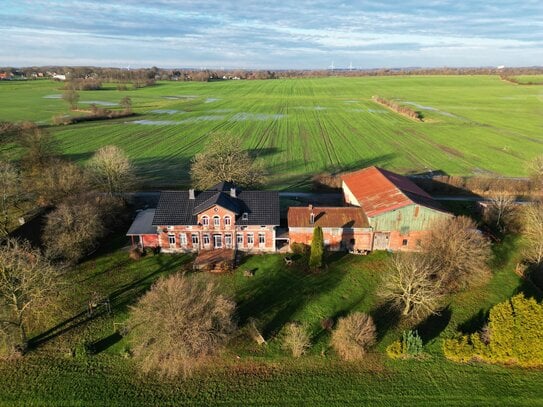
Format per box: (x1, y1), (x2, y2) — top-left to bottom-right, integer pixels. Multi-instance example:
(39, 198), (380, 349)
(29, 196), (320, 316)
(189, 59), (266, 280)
(403, 101), (457, 118)
(229, 113), (285, 122)
(43, 94), (62, 99)
(129, 120), (179, 125)
(149, 109), (184, 115)
(181, 115), (226, 123)
(162, 95), (198, 100)
(80, 100), (118, 106)
(204, 98), (220, 103)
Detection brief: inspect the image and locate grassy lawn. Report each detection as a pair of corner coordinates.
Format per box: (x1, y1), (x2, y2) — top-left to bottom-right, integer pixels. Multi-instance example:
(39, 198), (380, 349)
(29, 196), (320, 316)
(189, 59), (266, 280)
(0, 234), (542, 405)
(1, 76), (543, 189)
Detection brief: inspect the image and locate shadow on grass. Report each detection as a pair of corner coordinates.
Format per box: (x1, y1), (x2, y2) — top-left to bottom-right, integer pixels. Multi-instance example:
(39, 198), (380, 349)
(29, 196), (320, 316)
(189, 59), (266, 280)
(370, 302), (401, 341)
(29, 254), (191, 349)
(415, 305), (452, 344)
(236, 259), (347, 339)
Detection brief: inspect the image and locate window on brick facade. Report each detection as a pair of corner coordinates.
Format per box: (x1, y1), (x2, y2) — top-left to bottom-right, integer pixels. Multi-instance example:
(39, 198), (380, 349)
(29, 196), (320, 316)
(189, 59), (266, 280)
(225, 234), (232, 247)
(247, 233), (254, 245)
(201, 216), (209, 226)
(259, 232), (265, 245)
(192, 234), (199, 245)
(179, 233), (187, 246)
(213, 215), (220, 227)
(402, 239), (408, 246)
(203, 234), (210, 245)
(237, 233), (243, 245)
(168, 234), (176, 246)
(224, 216), (231, 226)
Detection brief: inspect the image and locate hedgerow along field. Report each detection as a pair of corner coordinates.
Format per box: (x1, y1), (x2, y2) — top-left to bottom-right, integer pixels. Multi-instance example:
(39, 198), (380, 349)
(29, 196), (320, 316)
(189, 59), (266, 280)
(1, 75), (542, 189)
(0, 234), (542, 405)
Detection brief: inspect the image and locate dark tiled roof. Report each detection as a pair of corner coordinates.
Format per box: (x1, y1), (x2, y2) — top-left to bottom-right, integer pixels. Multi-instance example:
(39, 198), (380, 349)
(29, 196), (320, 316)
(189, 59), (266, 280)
(127, 209), (157, 235)
(152, 190), (279, 226)
(192, 192), (240, 215)
(209, 181), (236, 191)
(288, 206), (370, 228)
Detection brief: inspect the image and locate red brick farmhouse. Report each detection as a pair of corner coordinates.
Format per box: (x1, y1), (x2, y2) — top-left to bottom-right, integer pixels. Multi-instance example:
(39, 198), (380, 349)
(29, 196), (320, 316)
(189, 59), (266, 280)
(127, 166), (451, 254)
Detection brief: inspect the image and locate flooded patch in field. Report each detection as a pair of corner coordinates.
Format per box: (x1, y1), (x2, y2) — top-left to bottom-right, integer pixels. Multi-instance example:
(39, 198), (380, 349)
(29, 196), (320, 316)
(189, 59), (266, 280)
(129, 120), (180, 125)
(343, 100), (359, 103)
(149, 109), (184, 115)
(181, 115), (225, 123)
(80, 100), (118, 106)
(204, 98), (221, 103)
(403, 102), (457, 118)
(162, 95), (198, 100)
(43, 94), (62, 99)
(229, 113), (285, 122)
(209, 108), (234, 113)
(293, 106), (329, 111)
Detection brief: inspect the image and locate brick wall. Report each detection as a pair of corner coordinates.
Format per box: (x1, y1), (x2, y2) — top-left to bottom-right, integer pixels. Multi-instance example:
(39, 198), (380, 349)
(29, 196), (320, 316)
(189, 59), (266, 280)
(289, 228), (372, 251)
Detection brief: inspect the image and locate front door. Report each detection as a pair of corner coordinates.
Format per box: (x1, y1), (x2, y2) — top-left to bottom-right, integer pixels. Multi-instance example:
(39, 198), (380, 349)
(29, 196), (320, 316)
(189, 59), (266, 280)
(373, 232), (390, 250)
(213, 234), (222, 249)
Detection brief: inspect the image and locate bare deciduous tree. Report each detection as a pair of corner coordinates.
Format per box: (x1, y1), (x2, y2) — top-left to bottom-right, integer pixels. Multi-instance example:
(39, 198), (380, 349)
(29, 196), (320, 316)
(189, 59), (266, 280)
(380, 253), (442, 320)
(44, 202), (105, 263)
(521, 202), (543, 266)
(62, 88), (79, 110)
(527, 155), (543, 192)
(330, 312), (376, 360)
(190, 133), (266, 190)
(282, 322), (311, 358)
(129, 274), (236, 378)
(423, 216), (491, 292)
(486, 192), (518, 233)
(87, 145), (135, 195)
(119, 96), (132, 113)
(0, 239), (63, 355)
(0, 162), (21, 236)
(31, 159), (89, 205)
(19, 123), (59, 173)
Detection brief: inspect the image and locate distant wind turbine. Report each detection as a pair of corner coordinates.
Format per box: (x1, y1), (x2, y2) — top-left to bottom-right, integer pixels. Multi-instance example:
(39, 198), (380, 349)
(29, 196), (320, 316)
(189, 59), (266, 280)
(328, 61), (335, 71)
(348, 62), (353, 71)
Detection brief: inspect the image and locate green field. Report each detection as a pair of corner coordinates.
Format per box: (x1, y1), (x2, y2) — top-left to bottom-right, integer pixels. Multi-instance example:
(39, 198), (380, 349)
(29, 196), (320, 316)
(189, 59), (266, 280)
(0, 234), (542, 405)
(1, 75), (543, 188)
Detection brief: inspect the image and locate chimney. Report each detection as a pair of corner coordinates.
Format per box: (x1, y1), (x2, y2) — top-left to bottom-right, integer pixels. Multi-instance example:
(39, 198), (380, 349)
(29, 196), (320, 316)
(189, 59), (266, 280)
(230, 187), (236, 198)
(189, 189), (195, 199)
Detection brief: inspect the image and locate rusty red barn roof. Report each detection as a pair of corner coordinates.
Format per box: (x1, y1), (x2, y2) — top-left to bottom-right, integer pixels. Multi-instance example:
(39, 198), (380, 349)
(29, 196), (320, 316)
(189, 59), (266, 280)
(341, 166), (446, 217)
(288, 206), (370, 228)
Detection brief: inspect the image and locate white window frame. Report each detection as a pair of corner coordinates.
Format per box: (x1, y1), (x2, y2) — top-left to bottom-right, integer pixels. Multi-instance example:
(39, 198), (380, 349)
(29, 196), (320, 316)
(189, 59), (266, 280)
(213, 215), (220, 227)
(236, 233), (243, 246)
(225, 233), (232, 248)
(201, 216), (209, 226)
(179, 233), (187, 246)
(214, 234), (222, 248)
(168, 234), (176, 247)
(191, 234), (199, 245)
(203, 234), (210, 246)
(247, 233), (254, 246)
(258, 232), (266, 246)
(224, 215), (231, 227)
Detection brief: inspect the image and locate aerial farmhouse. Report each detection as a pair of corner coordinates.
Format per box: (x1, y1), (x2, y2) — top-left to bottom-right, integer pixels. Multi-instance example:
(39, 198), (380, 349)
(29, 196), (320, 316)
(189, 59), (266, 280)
(127, 166), (450, 254)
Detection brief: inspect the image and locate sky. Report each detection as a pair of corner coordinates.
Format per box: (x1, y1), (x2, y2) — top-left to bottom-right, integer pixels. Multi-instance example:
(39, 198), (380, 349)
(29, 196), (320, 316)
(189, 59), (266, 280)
(1, 0), (542, 69)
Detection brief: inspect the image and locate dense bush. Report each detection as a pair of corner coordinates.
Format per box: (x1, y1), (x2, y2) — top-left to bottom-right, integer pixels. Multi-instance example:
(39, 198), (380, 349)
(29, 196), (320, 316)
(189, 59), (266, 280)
(443, 294), (543, 367)
(309, 226), (324, 270)
(372, 96), (423, 121)
(331, 312), (376, 360)
(129, 275), (236, 378)
(386, 330), (423, 359)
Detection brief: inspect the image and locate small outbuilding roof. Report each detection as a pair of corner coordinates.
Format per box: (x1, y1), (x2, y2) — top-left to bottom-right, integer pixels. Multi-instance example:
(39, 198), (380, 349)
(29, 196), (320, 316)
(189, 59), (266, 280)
(288, 206), (370, 229)
(341, 166), (446, 217)
(126, 209), (157, 235)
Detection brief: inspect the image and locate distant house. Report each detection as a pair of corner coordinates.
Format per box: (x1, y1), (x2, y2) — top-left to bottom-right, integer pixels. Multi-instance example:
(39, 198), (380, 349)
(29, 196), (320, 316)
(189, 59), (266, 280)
(128, 182), (280, 253)
(341, 166), (451, 250)
(0, 72), (12, 80)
